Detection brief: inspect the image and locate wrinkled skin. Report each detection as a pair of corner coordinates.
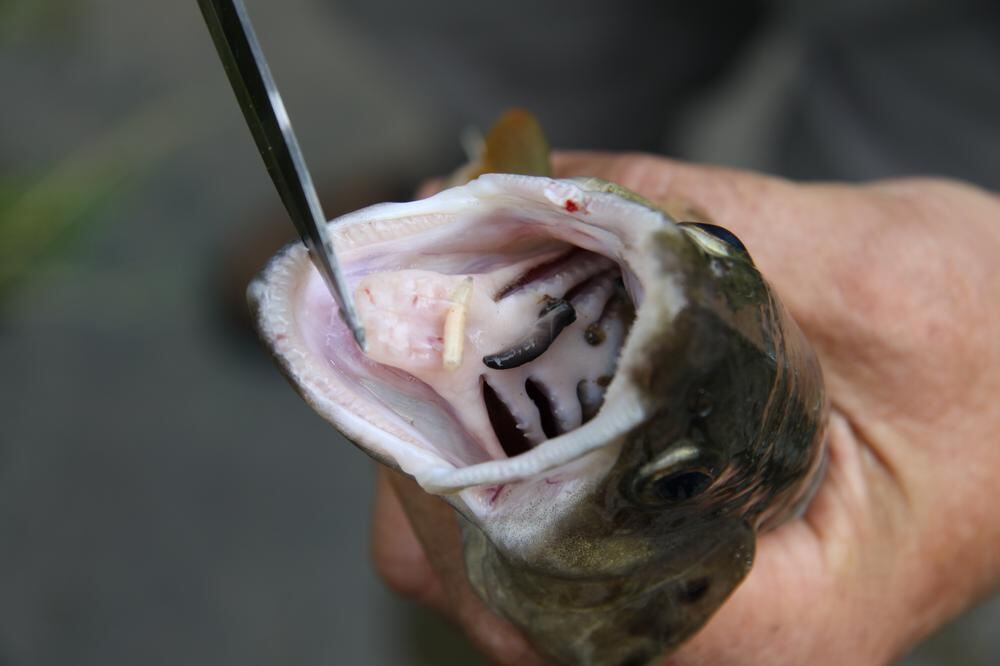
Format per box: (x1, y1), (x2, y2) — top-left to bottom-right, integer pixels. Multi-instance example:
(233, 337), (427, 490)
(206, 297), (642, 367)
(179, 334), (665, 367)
(371, 152), (1000, 666)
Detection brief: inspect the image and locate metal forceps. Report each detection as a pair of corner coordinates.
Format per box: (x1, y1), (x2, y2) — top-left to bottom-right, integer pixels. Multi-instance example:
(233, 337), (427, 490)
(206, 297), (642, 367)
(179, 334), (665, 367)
(198, 0), (366, 350)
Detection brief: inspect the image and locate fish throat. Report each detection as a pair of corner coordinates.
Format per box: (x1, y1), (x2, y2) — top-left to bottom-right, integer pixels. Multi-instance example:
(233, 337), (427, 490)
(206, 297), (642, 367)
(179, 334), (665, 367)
(353, 233), (637, 464)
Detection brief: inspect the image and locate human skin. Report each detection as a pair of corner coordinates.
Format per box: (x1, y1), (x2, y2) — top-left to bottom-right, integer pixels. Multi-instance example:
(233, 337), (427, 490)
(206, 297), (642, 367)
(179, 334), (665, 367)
(369, 152), (1000, 666)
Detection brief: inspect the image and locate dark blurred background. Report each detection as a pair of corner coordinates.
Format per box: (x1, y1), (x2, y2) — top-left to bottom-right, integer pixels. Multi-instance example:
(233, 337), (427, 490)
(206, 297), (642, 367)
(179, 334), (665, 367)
(1, 0), (997, 664)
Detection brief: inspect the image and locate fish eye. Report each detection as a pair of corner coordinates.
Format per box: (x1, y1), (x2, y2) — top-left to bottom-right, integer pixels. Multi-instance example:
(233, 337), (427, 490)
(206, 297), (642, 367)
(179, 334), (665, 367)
(651, 470), (714, 502)
(628, 443), (721, 505)
(679, 222), (750, 257)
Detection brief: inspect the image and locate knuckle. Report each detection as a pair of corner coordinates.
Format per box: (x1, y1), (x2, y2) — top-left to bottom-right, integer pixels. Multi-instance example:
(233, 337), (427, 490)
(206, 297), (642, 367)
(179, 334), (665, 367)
(372, 547), (421, 599)
(371, 540), (444, 610)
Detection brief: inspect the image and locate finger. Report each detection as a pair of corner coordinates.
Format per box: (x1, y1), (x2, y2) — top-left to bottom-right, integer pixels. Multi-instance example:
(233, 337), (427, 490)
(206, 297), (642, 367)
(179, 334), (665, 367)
(383, 470), (468, 597)
(552, 152), (815, 291)
(370, 467), (447, 612)
(661, 523), (831, 666)
(385, 472), (552, 666)
(552, 151), (804, 269)
(550, 151), (876, 358)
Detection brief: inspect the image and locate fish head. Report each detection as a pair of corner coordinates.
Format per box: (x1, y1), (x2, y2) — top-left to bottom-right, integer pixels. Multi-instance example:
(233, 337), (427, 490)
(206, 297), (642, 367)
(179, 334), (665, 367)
(249, 173), (826, 664)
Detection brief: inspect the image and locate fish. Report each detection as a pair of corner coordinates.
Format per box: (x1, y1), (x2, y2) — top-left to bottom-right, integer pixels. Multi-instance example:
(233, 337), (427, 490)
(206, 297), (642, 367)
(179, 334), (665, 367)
(248, 110), (827, 666)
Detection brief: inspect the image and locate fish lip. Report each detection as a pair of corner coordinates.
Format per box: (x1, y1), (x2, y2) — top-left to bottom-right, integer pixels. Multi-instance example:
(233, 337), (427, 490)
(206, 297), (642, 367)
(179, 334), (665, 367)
(248, 242), (448, 475)
(251, 173), (695, 495)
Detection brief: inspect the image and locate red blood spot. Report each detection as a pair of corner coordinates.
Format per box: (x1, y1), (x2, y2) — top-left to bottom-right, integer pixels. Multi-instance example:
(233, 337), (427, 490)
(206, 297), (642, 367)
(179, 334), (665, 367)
(411, 295), (419, 306)
(363, 288), (375, 305)
(564, 200), (579, 212)
(488, 484), (506, 504)
(544, 477), (560, 485)
(275, 334), (287, 341)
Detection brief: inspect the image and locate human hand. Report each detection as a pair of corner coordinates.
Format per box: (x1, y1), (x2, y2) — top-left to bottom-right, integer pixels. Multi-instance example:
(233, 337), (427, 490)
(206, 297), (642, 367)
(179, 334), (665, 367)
(371, 152), (1000, 665)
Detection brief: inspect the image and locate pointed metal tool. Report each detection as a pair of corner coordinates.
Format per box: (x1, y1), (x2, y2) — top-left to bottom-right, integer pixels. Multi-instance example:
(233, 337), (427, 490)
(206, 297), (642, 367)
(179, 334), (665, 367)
(198, 0), (366, 350)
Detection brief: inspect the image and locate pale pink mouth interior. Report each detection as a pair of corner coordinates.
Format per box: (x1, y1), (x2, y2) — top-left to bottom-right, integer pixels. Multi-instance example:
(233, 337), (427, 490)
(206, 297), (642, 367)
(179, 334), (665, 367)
(296, 210), (637, 470)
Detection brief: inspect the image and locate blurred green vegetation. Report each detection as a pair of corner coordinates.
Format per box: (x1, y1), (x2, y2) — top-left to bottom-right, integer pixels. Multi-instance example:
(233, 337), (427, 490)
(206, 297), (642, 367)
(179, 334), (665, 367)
(0, 166), (129, 304)
(0, 92), (200, 306)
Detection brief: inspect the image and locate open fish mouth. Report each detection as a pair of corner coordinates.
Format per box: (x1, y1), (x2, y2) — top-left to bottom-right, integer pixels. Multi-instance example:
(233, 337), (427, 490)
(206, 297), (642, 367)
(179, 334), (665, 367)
(250, 174), (688, 498)
(251, 167), (827, 666)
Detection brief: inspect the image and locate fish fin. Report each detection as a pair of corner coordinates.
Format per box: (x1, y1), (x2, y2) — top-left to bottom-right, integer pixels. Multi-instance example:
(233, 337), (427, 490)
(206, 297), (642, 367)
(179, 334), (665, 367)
(451, 109), (552, 185)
